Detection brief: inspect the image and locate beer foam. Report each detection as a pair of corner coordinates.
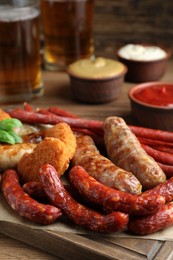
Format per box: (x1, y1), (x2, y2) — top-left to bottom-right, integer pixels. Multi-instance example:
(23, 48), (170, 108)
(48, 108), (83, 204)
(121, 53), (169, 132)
(0, 6), (39, 22)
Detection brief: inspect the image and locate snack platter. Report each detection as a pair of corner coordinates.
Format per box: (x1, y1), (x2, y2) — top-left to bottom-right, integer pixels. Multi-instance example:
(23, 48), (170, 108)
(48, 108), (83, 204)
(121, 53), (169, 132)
(0, 67), (173, 259)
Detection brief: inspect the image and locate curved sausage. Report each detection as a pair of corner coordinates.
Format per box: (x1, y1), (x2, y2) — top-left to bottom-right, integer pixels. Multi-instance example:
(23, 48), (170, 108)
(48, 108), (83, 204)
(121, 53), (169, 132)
(23, 181), (46, 199)
(103, 117), (166, 190)
(141, 143), (173, 165)
(142, 177), (173, 203)
(1, 169), (62, 225)
(69, 166), (165, 216)
(8, 108), (103, 132)
(128, 202), (173, 235)
(72, 134), (142, 195)
(39, 164), (129, 233)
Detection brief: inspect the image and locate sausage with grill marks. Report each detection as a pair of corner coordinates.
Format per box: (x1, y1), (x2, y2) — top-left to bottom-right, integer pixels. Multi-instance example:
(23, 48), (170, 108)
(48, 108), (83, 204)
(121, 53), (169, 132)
(103, 117), (166, 190)
(72, 134), (142, 195)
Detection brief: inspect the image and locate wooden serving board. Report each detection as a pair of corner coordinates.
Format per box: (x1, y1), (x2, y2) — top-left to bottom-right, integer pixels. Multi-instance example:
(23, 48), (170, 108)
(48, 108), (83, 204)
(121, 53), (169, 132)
(0, 220), (173, 260)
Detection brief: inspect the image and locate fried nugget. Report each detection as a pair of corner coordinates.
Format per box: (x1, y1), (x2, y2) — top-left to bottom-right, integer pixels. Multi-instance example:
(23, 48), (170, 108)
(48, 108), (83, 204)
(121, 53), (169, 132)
(18, 122), (76, 183)
(18, 137), (70, 183)
(44, 122), (76, 159)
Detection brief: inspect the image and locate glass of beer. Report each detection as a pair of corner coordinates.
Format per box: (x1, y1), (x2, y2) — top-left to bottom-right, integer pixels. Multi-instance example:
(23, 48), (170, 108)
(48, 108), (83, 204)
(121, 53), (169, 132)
(41, 0), (95, 71)
(0, 0), (43, 104)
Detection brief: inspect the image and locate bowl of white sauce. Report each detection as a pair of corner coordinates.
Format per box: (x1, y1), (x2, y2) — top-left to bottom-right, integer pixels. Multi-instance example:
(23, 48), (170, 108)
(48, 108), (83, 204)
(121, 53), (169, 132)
(117, 44), (171, 82)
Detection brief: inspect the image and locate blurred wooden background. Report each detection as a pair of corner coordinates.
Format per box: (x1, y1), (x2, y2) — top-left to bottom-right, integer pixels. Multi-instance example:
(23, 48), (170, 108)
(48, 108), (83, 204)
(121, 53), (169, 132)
(94, 0), (173, 58)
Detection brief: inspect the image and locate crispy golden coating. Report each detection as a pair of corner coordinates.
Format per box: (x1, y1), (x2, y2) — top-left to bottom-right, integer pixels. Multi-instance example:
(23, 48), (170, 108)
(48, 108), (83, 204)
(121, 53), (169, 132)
(18, 137), (69, 182)
(44, 122), (76, 159)
(18, 123), (76, 183)
(0, 109), (11, 120)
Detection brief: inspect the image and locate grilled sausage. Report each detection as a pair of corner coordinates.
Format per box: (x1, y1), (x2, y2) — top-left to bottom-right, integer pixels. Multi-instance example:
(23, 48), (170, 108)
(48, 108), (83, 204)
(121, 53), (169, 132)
(72, 134), (142, 195)
(103, 117), (166, 190)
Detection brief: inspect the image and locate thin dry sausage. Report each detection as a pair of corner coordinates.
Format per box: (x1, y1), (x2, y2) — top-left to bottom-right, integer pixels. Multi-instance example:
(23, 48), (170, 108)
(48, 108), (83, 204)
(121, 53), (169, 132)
(1, 169), (62, 224)
(8, 108), (103, 133)
(39, 164), (129, 233)
(69, 165), (165, 216)
(128, 202), (173, 235)
(142, 177), (173, 203)
(23, 181), (46, 199)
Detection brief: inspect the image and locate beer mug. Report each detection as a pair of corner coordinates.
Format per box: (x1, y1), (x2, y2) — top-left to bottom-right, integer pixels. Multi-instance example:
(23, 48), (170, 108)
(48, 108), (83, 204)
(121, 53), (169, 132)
(41, 0), (94, 71)
(0, 0), (43, 104)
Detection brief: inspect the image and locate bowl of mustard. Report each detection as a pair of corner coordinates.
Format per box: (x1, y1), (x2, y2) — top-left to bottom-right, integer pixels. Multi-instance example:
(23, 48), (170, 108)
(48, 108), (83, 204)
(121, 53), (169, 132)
(67, 57), (127, 104)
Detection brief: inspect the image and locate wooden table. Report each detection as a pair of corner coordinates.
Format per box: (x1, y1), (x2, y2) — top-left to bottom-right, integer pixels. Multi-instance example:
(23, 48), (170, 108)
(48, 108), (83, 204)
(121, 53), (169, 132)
(0, 61), (173, 260)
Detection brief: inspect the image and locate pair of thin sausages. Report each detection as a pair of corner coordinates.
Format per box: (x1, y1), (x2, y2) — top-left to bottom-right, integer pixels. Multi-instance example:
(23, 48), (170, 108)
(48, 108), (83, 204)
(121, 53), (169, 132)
(1, 166), (128, 233)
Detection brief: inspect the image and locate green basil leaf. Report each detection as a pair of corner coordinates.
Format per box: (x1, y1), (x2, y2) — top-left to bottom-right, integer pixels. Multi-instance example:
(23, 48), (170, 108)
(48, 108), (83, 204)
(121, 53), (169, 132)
(8, 131), (23, 144)
(0, 130), (15, 144)
(0, 118), (23, 131)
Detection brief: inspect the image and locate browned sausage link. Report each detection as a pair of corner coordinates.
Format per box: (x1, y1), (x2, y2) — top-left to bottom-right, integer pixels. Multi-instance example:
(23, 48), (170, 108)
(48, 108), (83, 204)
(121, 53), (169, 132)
(72, 134), (142, 195)
(69, 166), (165, 216)
(39, 164), (129, 233)
(128, 202), (173, 235)
(103, 117), (166, 190)
(23, 181), (47, 199)
(1, 169), (62, 225)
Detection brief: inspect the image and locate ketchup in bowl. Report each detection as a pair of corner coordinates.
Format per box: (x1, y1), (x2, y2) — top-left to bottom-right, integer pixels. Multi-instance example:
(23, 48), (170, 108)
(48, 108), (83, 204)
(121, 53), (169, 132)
(132, 83), (173, 107)
(128, 82), (173, 130)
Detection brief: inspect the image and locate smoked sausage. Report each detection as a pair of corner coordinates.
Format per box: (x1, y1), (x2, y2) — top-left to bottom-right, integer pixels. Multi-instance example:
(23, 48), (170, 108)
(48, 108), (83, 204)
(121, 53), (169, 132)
(68, 166), (165, 216)
(23, 181), (46, 199)
(72, 134), (142, 195)
(39, 164), (129, 233)
(1, 169), (62, 224)
(103, 117), (166, 190)
(142, 177), (173, 203)
(128, 202), (173, 235)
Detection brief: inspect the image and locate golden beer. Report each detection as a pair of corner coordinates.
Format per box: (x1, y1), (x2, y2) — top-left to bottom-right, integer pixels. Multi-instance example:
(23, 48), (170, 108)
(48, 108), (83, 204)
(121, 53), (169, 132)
(41, 0), (94, 71)
(0, 5), (43, 103)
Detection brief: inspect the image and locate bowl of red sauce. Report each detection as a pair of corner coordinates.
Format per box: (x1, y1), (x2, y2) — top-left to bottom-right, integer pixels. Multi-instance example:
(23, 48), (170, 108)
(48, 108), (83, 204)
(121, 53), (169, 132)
(129, 82), (173, 130)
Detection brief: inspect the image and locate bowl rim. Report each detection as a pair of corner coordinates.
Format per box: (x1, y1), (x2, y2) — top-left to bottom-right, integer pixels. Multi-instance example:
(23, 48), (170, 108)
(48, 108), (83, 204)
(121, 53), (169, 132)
(117, 43), (172, 63)
(128, 81), (173, 110)
(66, 63), (128, 81)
